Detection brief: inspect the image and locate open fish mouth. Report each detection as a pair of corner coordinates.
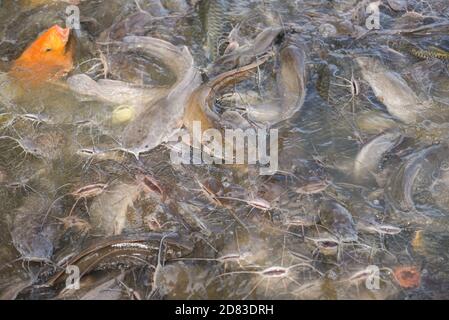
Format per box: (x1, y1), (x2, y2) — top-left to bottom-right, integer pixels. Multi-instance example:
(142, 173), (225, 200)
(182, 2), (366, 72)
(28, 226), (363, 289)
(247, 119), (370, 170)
(55, 26), (70, 43)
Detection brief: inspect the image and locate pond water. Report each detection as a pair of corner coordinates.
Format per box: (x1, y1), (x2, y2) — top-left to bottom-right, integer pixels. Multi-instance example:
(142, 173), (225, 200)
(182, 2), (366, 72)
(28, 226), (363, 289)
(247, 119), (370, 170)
(0, 0), (449, 300)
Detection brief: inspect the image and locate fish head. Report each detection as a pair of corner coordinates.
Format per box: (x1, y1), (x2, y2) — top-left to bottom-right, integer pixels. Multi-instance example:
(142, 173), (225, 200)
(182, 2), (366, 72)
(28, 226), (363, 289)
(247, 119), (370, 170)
(11, 25), (74, 84)
(16, 25), (71, 63)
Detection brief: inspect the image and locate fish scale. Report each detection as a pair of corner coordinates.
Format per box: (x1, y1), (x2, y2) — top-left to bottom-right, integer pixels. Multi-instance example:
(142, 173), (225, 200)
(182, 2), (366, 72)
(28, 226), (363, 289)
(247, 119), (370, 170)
(202, 0), (232, 61)
(389, 40), (449, 62)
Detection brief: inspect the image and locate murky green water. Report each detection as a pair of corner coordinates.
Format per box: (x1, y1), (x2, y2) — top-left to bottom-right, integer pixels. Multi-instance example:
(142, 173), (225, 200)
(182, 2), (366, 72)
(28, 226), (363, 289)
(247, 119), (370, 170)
(1, 0), (449, 300)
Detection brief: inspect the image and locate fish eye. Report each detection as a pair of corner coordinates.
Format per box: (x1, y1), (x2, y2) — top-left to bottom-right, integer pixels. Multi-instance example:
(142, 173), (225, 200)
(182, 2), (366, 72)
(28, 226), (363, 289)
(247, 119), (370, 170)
(45, 48), (52, 52)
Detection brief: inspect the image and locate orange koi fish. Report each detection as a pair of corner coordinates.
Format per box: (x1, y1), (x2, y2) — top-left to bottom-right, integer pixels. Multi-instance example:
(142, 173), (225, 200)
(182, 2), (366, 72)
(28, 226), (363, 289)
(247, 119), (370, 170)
(10, 25), (74, 86)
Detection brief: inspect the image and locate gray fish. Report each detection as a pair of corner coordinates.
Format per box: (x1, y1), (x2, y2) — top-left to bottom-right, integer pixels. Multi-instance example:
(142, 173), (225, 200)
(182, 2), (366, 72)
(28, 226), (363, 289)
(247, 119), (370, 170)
(120, 36), (201, 157)
(386, 144), (444, 212)
(357, 220), (402, 235)
(276, 40), (307, 122)
(67, 74), (168, 112)
(246, 40), (307, 126)
(11, 195), (60, 262)
(69, 36), (200, 157)
(89, 183), (141, 236)
(319, 200), (358, 242)
(353, 130), (403, 182)
(46, 232), (194, 287)
(210, 27), (284, 75)
(356, 56), (426, 124)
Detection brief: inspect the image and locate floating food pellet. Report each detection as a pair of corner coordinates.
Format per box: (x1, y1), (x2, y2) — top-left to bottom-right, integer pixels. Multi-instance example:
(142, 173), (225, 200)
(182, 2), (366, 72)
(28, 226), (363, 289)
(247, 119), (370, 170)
(111, 105), (135, 124)
(411, 230), (424, 252)
(393, 266), (421, 289)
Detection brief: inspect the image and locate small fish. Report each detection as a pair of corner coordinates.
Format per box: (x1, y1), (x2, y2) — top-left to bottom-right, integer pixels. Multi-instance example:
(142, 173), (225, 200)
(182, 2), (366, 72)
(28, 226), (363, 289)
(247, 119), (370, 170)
(306, 235), (339, 256)
(119, 36), (201, 157)
(357, 220), (402, 235)
(11, 195), (61, 262)
(10, 25), (74, 86)
(390, 40), (449, 62)
(89, 183), (141, 236)
(319, 200), (358, 242)
(275, 39), (307, 122)
(210, 27), (283, 75)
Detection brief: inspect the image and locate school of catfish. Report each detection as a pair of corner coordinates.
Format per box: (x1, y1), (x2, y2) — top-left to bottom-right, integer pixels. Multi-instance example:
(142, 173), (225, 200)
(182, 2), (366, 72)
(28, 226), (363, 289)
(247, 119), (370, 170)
(0, 0), (449, 299)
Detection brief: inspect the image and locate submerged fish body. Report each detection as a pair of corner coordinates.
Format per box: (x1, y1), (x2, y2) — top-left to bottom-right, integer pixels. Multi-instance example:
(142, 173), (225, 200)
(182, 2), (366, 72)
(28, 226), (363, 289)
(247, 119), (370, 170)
(246, 39), (307, 126)
(209, 27), (283, 75)
(278, 39), (307, 106)
(120, 36), (201, 156)
(275, 40), (307, 122)
(356, 56), (425, 124)
(386, 144), (447, 213)
(201, 0), (231, 61)
(90, 183), (141, 236)
(46, 232), (194, 286)
(183, 56), (270, 148)
(319, 200), (357, 242)
(68, 36), (201, 156)
(67, 74), (168, 110)
(11, 195), (61, 261)
(353, 130), (403, 182)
